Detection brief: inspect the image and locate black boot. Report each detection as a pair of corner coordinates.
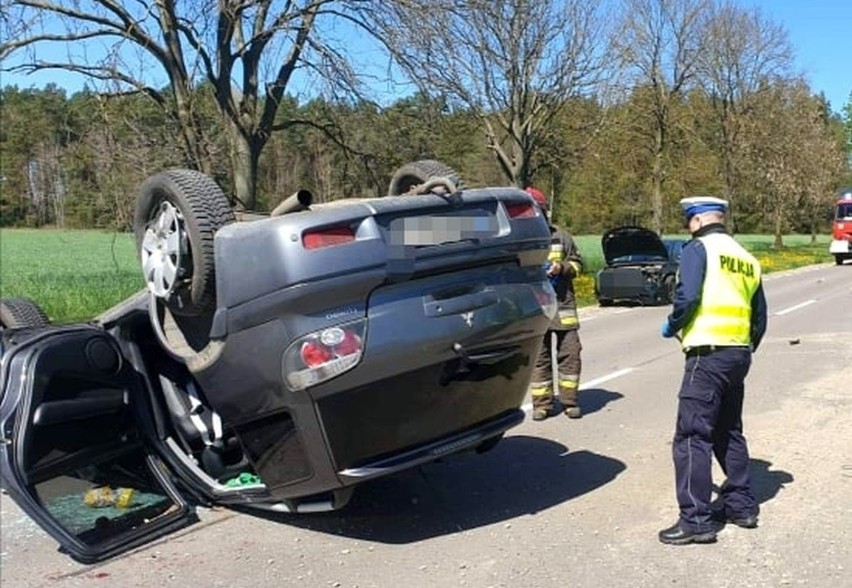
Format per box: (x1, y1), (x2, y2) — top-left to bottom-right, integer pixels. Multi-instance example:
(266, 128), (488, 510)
(658, 522), (717, 545)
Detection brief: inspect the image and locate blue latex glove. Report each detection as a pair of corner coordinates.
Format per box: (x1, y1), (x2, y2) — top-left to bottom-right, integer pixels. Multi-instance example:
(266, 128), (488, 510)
(661, 321), (676, 338)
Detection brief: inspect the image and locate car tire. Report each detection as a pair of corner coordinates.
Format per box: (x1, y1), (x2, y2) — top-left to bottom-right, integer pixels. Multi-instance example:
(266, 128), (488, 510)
(0, 297), (50, 329)
(387, 159), (463, 196)
(134, 169), (235, 317)
(836, 254), (845, 265)
(662, 274), (677, 303)
(598, 299), (613, 307)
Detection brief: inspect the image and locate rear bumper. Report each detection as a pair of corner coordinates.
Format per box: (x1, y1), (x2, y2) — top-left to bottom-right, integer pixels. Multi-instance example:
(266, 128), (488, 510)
(336, 409), (523, 482)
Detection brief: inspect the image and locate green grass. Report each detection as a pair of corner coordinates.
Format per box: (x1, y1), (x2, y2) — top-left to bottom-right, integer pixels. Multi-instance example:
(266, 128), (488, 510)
(0, 229), (143, 323)
(0, 229), (835, 324)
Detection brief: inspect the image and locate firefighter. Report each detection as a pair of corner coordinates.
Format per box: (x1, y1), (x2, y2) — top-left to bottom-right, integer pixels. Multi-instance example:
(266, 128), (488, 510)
(525, 187), (584, 421)
(658, 196), (768, 545)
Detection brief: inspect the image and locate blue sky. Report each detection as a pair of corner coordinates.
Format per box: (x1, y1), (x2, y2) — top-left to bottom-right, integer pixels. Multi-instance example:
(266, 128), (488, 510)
(738, 0), (851, 113)
(1, 1), (849, 115)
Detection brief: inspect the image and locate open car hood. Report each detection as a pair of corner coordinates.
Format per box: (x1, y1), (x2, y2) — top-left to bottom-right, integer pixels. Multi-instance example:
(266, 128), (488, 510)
(601, 226), (669, 265)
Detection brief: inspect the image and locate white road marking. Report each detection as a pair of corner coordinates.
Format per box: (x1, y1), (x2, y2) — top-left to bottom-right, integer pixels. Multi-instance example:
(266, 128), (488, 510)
(579, 368), (635, 390)
(774, 299), (816, 316)
(522, 367), (635, 413)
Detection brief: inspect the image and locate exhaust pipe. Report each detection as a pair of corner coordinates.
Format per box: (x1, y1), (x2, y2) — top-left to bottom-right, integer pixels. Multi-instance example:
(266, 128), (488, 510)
(271, 189), (313, 217)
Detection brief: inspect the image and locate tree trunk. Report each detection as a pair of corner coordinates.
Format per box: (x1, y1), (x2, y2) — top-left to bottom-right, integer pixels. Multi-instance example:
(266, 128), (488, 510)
(773, 204), (784, 248)
(652, 126), (665, 235)
(228, 126), (260, 211)
(173, 90), (211, 175)
(722, 139), (737, 234)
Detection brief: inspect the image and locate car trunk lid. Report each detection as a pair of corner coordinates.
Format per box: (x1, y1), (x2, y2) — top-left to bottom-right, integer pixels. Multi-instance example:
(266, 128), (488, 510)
(601, 226), (669, 266)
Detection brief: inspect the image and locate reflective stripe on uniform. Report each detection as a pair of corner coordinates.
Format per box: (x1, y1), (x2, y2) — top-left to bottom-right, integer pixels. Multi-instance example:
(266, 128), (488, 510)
(548, 242), (565, 262)
(530, 385), (552, 397)
(559, 310), (579, 327)
(568, 261), (582, 275)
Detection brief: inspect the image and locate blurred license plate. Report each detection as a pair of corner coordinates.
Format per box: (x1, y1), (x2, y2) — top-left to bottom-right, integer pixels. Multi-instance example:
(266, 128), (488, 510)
(390, 214), (499, 245)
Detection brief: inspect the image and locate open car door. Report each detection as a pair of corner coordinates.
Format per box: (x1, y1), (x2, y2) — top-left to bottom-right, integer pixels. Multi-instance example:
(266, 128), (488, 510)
(0, 325), (195, 563)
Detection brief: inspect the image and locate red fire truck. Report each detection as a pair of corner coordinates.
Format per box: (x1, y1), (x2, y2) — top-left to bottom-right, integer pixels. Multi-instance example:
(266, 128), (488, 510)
(829, 187), (852, 265)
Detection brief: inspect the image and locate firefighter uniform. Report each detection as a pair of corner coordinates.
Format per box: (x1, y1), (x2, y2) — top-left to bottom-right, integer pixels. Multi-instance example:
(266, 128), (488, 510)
(529, 222), (584, 420)
(658, 196), (768, 545)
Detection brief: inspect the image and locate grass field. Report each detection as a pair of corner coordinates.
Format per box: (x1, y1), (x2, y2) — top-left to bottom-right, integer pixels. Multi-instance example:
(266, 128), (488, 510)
(0, 229), (143, 322)
(0, 228), (834, 324)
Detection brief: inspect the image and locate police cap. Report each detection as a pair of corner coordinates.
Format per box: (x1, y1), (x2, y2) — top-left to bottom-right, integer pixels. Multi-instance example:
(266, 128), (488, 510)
(680, 196), (728, 220)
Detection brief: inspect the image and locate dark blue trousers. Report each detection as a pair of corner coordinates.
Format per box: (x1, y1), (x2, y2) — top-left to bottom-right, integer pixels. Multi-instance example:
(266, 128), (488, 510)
(673, 346), (758, 532)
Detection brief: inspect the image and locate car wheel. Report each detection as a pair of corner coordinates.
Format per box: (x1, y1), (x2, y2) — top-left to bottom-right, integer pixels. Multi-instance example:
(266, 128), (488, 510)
(836, 254), (845, 265)
(387, 159), (463, 196)
(0, 297), (50, 329)
(662, 274), (677, 303)
(598, 299), (613, 307)
(134, 169), (235, 317)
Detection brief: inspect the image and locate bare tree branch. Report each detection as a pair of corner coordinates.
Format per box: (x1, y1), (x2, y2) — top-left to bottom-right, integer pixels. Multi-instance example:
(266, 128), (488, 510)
(3, 0), (386, 209)
(365, 0), (613, 189)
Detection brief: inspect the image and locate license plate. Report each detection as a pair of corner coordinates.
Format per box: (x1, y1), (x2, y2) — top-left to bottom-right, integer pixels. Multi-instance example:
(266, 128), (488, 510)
(390, 213), (499, 246)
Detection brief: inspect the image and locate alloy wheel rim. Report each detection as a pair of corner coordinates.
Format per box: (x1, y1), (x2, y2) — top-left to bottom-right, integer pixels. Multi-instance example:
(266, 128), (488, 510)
(140, 201), (186, 298)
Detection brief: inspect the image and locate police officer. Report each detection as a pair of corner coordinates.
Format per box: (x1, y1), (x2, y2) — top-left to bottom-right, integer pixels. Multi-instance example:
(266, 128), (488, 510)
(525, 187), (585, 421)
(658, 196), (768, 545)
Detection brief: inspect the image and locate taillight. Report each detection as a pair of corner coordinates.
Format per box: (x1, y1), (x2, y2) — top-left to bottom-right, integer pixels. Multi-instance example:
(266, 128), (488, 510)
(300, 340), (333, 367)
(303, 225), (356, 249)
(506, 202), (537, 219)
(284, 319), (367, 390)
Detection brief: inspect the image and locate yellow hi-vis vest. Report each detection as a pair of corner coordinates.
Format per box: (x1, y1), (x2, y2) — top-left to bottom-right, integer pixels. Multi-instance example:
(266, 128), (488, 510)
(680, 233), (761, 349)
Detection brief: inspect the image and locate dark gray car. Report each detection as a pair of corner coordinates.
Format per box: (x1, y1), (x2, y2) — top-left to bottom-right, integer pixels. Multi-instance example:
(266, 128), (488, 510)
(0, 165), (556, 563)
(595, 226), (683, 306)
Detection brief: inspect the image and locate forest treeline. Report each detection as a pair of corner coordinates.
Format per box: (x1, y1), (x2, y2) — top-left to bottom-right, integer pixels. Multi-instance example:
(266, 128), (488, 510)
(1, 82), (849, 237)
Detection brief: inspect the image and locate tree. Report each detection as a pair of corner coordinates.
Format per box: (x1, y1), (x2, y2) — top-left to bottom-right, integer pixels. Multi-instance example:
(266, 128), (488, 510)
(0, 85), (71, 226)
(697, 1), (794, 231)
(368, 0), (612, 189)
(2, 0), (378, 209)
(613, 0), (710, 234)
(842, 91), (852, 183)
(743, 82), (844, 247)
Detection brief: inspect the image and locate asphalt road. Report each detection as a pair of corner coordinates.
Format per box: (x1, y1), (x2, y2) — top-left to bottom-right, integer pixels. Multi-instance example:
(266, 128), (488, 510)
(2, 263), (851, 588)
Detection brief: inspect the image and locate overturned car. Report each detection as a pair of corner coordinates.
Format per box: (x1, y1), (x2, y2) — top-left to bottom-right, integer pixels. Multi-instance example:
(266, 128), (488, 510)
(0, 162), (556, 562)
(595, 226), (684, 306)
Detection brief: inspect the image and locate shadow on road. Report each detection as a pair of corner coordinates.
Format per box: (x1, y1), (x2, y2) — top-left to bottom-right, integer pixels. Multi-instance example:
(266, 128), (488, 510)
(242, 435), (625, 543)
(711, 457), (793, 508)
(576, 388), (624, 416)
(750, 458), (794, 504)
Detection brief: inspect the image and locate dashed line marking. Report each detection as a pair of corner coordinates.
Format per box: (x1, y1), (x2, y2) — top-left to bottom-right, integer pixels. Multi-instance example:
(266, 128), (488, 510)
(774, 299), (816, 316)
